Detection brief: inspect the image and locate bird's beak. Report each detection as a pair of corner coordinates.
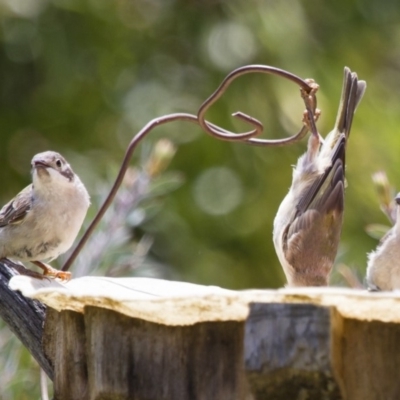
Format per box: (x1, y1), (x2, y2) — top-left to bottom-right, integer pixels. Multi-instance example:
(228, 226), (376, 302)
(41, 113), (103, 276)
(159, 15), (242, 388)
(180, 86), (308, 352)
(32, 159), (52, 179)
(33, 159), (50, 169)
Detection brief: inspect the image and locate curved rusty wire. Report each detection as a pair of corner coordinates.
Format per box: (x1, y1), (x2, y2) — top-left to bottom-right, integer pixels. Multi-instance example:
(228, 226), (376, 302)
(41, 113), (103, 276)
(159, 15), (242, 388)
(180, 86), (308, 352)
(62, 65), (320, 272)
(198, 64), (319, 146)
(62, 113), (198, 271)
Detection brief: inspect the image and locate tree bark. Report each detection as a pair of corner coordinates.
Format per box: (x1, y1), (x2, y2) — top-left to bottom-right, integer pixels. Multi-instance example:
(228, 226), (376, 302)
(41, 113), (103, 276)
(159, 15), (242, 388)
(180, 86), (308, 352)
(0, 260), (52, 379)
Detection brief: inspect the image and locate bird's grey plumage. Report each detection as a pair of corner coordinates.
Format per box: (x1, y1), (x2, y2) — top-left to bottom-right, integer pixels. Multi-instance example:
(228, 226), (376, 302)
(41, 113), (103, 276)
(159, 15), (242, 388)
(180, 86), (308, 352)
(273, 68), (366, 287)
(366, 194), (400, 291)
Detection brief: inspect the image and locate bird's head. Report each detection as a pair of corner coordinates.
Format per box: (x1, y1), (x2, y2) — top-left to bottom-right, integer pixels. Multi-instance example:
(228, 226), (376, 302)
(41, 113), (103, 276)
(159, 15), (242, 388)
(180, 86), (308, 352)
(31, 151), (75, 191)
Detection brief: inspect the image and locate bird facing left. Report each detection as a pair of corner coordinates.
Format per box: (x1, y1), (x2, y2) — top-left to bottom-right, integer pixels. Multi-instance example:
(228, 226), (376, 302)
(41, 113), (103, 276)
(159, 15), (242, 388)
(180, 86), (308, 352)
(0, 151), (90, 280)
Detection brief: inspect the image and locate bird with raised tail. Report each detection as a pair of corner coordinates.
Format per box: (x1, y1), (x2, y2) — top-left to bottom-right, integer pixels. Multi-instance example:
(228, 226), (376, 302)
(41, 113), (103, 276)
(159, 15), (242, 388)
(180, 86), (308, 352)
(273, 67), (366, 287)
(366, 193), (400, 291)
(0, 151), (90, 280)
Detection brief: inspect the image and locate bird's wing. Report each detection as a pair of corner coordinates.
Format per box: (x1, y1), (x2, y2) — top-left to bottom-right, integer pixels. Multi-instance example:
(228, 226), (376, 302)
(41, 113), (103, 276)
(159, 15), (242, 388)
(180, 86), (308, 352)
(286, 162), (344, 244)
(0, 184), (33, 227)
(296, 136), (345, 217)
(282, 151), (345, 285)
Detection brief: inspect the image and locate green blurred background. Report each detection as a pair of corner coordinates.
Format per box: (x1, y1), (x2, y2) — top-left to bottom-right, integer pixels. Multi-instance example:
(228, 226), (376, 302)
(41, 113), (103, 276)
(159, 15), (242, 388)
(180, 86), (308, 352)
(0, 0), (398, 397)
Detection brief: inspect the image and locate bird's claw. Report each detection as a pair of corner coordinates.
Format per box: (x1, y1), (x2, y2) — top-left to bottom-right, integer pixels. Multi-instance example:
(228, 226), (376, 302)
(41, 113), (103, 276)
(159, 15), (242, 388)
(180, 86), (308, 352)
(302, 108), (321, 128)
(43, 269), (71, 282)
(32, 261), (72, 282)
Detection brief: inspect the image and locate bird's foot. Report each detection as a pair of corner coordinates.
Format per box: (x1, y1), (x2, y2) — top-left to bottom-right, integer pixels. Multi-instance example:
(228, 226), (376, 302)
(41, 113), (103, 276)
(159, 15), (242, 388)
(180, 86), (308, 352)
(32, 261), (72, 282)
(302, 108), (321, 131)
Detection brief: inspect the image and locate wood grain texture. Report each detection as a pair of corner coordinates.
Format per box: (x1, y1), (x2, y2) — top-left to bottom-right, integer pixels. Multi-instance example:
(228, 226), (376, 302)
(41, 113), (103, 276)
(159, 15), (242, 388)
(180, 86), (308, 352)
(44, 309), (88, 400)
(85, 306), (246, 400)
(245, 302), (342, 400)
(338, 318), (400, 400)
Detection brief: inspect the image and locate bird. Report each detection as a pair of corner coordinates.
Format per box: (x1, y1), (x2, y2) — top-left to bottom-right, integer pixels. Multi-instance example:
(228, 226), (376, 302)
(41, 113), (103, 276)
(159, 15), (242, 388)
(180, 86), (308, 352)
(273, 67), (366, 287)
(0, 151), (90, 280)
(366, 193), (400, 291)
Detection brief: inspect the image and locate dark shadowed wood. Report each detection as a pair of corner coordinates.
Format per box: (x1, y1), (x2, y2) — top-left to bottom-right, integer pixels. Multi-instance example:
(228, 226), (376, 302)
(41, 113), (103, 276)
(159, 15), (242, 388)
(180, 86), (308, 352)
(0, 260), (53, 379)
(244, 303), (342, 400)
(84, 306), (246, 400)
(43, 308), (88, 400)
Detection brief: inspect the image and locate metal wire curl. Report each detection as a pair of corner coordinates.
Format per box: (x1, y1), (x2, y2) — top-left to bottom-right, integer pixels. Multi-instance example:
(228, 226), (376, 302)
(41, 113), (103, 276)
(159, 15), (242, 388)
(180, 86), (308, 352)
(62, 65), (320, 271)
(197, 64), (319, 146)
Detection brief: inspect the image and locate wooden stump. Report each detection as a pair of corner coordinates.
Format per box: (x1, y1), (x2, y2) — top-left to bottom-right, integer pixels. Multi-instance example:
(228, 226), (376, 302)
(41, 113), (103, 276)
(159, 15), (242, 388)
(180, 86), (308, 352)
(44, 307), (246, 400)
(8, 276), (400, 400)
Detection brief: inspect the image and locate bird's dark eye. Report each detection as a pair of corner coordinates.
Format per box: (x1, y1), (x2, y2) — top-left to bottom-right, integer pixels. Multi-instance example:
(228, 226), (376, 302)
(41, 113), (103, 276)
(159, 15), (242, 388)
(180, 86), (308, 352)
(55, 159), (62, 168)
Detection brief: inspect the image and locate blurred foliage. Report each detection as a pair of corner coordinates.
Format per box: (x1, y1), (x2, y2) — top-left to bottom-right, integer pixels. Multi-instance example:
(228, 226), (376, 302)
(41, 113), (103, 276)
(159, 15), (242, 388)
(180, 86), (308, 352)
(66, 138), (182, 278)
(0, 0), (398, 396)
(365, 170), (395, 241)
(370, 170), (397, 224)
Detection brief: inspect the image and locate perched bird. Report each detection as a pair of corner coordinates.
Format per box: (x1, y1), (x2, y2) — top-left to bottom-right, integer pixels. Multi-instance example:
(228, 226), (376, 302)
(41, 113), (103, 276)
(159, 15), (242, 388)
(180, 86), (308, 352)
(273, 68), (366, 287)
(366, 193), (400, 291)
(0, 151), (90, 280)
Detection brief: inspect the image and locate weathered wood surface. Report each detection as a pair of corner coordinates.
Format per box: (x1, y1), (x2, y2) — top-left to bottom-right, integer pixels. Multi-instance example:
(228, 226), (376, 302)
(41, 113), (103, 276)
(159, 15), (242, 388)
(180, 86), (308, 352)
(0, 261), (52, 379)
(43, 307), (245, 400)
(44, 309), (88, 399)
(245, 303), (342, 399)
(8, 276), (400, 400)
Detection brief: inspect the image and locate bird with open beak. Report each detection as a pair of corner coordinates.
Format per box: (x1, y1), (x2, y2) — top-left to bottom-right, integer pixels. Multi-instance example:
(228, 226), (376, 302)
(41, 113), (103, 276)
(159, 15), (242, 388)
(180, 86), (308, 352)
(273, 68), (366, 287)
(0, 151), (90, 280)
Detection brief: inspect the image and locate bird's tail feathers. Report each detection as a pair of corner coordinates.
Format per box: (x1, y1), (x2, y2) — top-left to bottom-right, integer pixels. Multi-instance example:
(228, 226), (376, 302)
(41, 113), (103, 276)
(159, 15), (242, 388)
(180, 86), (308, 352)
(334, 67), (366, 139)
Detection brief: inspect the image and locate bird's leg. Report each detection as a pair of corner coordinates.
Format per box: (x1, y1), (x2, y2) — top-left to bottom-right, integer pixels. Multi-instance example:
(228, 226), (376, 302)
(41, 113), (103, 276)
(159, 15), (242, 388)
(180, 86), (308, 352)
(302, 108), (322, 137)
(302, 109), (322, 164)
(300, 89), (324, 141)
(32, 261), (72, 281)
(1, 258), (50, 280)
